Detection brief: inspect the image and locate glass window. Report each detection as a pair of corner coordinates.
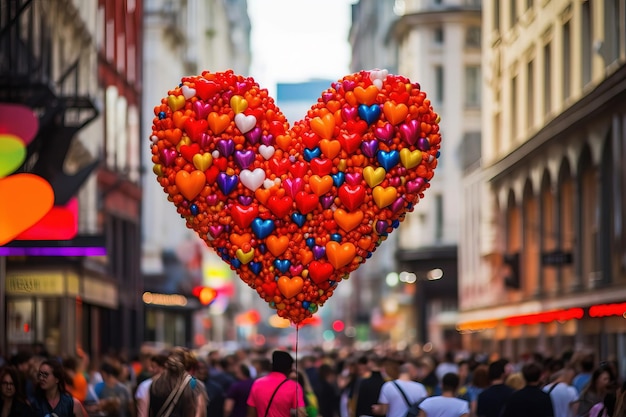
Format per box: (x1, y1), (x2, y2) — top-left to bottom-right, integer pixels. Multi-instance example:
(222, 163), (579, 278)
(466, 26), (481, 47)
(465, 66), (481, 107)
(563, 21), (571, 100)
(435, 65), (444, 103)
(434, 27), (444, 44)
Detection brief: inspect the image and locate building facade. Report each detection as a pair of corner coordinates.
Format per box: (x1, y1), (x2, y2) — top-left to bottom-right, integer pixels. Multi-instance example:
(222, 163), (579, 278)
(390, 0), (482, 351)
(458, 0), (626, 363)
(141, 0), (251, 348)
(0, 0), (143, 357)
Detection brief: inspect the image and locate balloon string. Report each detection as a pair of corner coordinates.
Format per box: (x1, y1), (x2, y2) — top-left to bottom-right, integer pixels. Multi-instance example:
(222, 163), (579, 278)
(294, 324), (300, 412)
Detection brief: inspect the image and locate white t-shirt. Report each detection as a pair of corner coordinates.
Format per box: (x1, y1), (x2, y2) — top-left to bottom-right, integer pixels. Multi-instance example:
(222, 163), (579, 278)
(135, 378), (154, 417)
(419, 396), (469, 417)
(543, 382), (578, 417)
(378, 380), (428, 417)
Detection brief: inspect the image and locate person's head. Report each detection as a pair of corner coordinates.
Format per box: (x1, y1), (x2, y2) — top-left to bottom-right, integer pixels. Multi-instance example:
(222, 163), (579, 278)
(151, 352), (169, 376)
(505, 372), (525, 390)
(579, 354), (595, 373)
(38, 359), (66, 394)
(442, 372), (460, 392)
(319, 363), (336, 383)
(585, 366), (614, 394)
(0, 366), (25, 401)
(195, 359), (208, 381)
(235, 363), (251, 380)
(472, 364), (490, 389)
(10, 351), (32, 374)
(521, 362), (543, 385)
(272, 350), (294, 375)
(488, 359), (508, 383)
(100, 361), (120, 381)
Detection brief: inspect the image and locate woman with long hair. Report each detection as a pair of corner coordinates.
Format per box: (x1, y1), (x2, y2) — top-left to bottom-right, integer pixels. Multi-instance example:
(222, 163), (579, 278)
(576, 365), (614, 417)
(31, 359), (85, 417)
(149, 347), (207, 417)
(0, 366), (32, 417)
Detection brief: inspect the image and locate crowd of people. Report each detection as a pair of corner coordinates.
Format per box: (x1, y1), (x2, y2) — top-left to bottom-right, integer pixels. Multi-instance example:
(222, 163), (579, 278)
(0, 345), (622, 417)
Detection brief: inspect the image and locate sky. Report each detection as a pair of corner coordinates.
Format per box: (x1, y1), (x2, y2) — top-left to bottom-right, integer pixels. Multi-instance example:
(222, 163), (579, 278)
(247, 0), (357, 96)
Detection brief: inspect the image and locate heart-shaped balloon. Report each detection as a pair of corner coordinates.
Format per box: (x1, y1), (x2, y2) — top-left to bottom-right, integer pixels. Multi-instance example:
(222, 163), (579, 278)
(151, 70), (441, 324)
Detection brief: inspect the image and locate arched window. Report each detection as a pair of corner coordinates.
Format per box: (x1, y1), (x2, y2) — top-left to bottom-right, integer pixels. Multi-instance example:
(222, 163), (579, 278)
(522, 180), (539, 296)
(541, 171), (557, 294)
(558, 159), (575, 291)
(579, 145), (599, 288)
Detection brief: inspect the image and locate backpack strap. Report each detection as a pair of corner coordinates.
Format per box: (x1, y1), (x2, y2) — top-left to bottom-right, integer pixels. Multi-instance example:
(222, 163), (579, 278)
(392, 381), (411, 407)
(264, 378), (289, 417)
(155, 374), (192, 417)
(547, 382), (560, 394)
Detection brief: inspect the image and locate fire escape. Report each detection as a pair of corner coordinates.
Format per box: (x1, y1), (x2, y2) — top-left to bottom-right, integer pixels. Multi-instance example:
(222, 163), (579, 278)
(0, 0), (99, 248)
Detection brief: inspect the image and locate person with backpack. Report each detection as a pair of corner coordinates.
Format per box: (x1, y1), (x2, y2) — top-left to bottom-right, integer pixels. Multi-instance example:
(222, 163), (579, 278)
(372, 362), (428, 417)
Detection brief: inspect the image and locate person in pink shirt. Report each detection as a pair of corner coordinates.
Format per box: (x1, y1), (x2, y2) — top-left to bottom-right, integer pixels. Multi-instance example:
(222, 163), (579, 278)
(247, 351), (306, 417)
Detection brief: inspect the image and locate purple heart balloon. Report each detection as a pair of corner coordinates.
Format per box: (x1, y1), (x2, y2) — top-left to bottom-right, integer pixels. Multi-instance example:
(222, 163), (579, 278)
(322, 92), (334, 103)
(313, 245), (326, 260)
(374, 123), (394, 143)
(217, 173), (238, 195)
(217, 139), (235, 157)
(235, 150), (255, 169)
(399, 119), (419, 145)
(245, 126), (262, 144)
(320, 195), (334, 209)
(361, 140), (378, 158)
(238, 195), (253, 205)
(261, 134), (274, 146)
(289, 265), (304, 276)
(235, 81), (248, 94)
(200, 133), (212, 149)
(391, 197), (405, 213)
(342, 80), (356, 91)
(417, 137), (431, 151)
(376, 220), (388, 235)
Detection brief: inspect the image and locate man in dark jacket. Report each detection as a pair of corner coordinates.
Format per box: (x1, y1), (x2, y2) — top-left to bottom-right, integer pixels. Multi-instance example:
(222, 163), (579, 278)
(477, 359), (515, 417)
(501, 362), (554, 417)
(353, 355), (387, 417)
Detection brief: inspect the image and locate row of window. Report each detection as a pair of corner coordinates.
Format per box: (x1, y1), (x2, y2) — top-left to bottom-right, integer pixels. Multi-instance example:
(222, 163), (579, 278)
(433, 26), (481, 48)
(432, 65), (481, 106)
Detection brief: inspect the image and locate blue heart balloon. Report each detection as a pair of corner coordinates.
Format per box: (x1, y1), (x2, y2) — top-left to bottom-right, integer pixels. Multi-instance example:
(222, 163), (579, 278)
(249, 262), (262, 275)
(358, 104), (381, 125)
(303, 147), (321, 161)
(331, 172), (345, 187)
(377, 150), (400, 171)
(273, 259), (291, 273)
(251, 218), (274, 239)
(291, 212), (306, 227)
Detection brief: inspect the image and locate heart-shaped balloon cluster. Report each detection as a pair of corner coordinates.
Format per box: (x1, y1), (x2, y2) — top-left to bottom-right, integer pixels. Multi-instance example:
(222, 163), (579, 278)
(151, 70), (441, 324)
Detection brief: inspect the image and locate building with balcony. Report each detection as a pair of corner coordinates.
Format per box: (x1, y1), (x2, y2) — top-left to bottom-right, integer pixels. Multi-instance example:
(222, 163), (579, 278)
(458, 0), (626, 362)
(0, 0), (143, 357)
(389, 0), (481, 351)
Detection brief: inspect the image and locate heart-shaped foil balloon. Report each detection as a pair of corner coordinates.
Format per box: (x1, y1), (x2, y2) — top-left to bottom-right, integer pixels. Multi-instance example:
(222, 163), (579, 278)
(151, 70), (441, 324)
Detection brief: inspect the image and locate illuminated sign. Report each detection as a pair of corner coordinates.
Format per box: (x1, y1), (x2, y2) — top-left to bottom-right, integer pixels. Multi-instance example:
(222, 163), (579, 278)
(589, 302), (626, 318)
(504, 308), (584, 326)
(142, 292), (188, 307)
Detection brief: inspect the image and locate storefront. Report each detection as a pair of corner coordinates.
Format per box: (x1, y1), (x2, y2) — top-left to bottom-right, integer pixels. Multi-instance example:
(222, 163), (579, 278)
(5, 268), (118, 357)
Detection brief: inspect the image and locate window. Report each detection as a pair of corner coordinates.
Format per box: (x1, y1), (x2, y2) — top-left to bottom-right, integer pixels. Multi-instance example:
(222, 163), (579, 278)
(494, 0), (500, 32)
(563, 21), (571, 100)
(435, 194), (443, 242)
(434, 27), (444, 44)
(582, 1), (592, 85)
(543, 42), (551, 114)
(511, 75), (517, 139)
(466, 26), (481, 47)
(527, 60), (534, 127)
(435, 66), (444, 103)
(465, 66), (481, 107)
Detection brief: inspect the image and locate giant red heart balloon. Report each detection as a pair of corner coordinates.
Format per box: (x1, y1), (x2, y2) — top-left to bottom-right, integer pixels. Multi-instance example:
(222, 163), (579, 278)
(151, 70), (441, 324)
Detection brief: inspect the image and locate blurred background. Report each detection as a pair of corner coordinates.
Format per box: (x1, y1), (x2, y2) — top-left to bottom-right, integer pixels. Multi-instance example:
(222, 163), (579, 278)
(0, 0), (625, 374)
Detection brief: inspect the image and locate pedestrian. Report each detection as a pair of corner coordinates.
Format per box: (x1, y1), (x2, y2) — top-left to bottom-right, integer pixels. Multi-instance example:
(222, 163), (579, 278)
(135, 352), (168, 417)
(353, 355), (387, 417)
(457, 364), (489, 417)
(337, 359), (358, 417)
(575, 365), (615, 417)
(372, 362), (428, 417)
(417, 373), (469, 417)
(246, 350), (306, 417)
(225, 362), (255, 417)
(31, 359), (86, 417)
(317, 364), (339, 417)
(542, 367), (578, 417)
(0, 366), (33, 417)
(94, 361), (134, 417)
(292, 369), (319, 417)
(572, 354), (595, 394)
(500, 362), (554, 417)
(476, 359), (515, 417)
(149, 347), (207, 417)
